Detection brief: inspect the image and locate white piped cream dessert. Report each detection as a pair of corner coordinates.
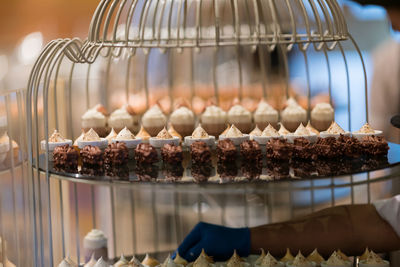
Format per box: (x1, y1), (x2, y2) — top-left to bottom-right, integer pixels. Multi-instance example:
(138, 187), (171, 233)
(77, 128), (108, 149)
(58, 257), (78, 267)
(193, 250), (214, 267)
(113, 127), (142, 149)
(136, 126), (151, 143)
(201, 105), (228, 136)
(250, 125), (262, 138)
(94, 257), (109, 267)
(306, 121), (320, 135)
(149, 127), (180, 148)
(259, 252), (284, 267)
(359, 250), (389, 267)
(142, 105), (167, 136)
(255, 248), (266, 265)
(307, 249), (324, 266)
(253, 124), (281, 145)
(108, 104), (140, 133)
(142, 254), (160, 267)
(84, 254), (97, 267)
(185, 124), (215, 146)
(114, 255), (129, 267)
(83, 229), (108, 263)
(174, 253), (188, 266)
(226, 250), (248, 267)
(286, 123), (318, 143)
(280, 248), (294, 263)
(281, 98), (307, 132)
(228, 105), (253, 134)
(278, 124), (291, 136)
(352, 123), (383, 141)
(41, 130), (72, 154)
(287, 251), (314, 267)
(311, 103), (334, 131)
(219, 124), (250, 146)
(321, 251), (349, 267)
(74, 130), (85, 148)
(253, 100), (279, 129)
(105, 128), (117, 144)
(168, 124), (182, 141)
(320, 122), (350, 139)
(170, 106), (196, 137)
(81, 104), (108, 137)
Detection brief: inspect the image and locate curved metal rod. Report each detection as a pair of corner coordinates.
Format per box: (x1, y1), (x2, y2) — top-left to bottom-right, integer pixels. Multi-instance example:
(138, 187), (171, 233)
(112, 0), (128, 42)
(102, 0), (121, 42)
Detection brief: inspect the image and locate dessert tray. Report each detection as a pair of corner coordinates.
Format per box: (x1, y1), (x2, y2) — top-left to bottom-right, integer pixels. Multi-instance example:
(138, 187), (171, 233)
(36, 142), (399, 185)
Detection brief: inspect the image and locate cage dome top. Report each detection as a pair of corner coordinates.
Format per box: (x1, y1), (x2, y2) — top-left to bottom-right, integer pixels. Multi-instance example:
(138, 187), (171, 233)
(87, 0), (349, 49)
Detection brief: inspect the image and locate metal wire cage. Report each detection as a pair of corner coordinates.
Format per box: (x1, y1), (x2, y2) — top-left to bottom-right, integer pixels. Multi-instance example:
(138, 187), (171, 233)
(22, 0), (400, 267)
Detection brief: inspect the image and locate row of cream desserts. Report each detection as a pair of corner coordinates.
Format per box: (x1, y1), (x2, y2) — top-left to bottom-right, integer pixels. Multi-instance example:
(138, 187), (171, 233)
(43, 119), (381, 153)
(81, 99), (335, 138)
(58, 248), (389, 267)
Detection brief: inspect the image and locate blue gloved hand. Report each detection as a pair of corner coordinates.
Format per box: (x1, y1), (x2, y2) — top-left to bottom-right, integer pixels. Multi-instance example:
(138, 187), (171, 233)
(173, 222), (251, 262)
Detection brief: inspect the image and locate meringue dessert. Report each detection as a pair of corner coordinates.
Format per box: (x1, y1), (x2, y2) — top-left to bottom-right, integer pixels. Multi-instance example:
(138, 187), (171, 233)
(253, 100), (279, 129)
(287, 251), (315, 267)
(136, 126), (151, 143)
(249, 125), (262, 138)
(81, 104), (108, 137)
(219, 124), (250, 146)
(73, 130), (85, 148)
(306, 121), (320, 135)
(58, 257), (78, 267)
(226, 250), (248, 267)
(108, 104), (140, 133)
(321, 251), (349, 267)
(320, 122), (349, 139)
(280, 248), (294, 263)
(193, 250), (214, 267)
(142, 254), (160, 267)
(311, 103), (334, 131)
(253, 124), (281, 145)
(112, 127), (142, 148)
(174, 252), (188, 266)
(352, 123), (383, 141)
(84, 254), (97, 267)
(359, 248), (370, 261)
(258, 251), (284, 267)
(185, 124), (215, 147)
(286, 123), (318, 143)
(105, 128), (118, 144)
(94, 257), (109, 267)
(278, 124), (291, 136)
(170, 106), (196, 137)
(168, 124), (183, 141)
(41, 129), (73, 153)
(130, 256), (145, 267)
(227, 104), (253, 133)
(359, 250), (389, 267)
(307, 249), (324, 266)
(77, 128), (108, 149)
(161, 255), (183, 267)
(114, 254), (129, 267)
(149, 127), (180, 148)
(281, 98), (307, 132)
(201, 105), (228, 137)
(83, 229), (108, 263)
(254, 248), (266, 265)
(142, 105), (167, 136)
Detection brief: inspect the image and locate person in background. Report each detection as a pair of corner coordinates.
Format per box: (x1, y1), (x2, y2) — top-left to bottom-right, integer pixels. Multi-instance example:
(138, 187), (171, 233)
(175, 1), (400, 262)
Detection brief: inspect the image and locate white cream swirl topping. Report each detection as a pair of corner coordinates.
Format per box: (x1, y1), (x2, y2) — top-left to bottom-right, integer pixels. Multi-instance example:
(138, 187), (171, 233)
(156, 127), (173, 139)
(292, 252), (313, 267)
(115, 127), (135, 140)
(262, 124), (280, 137)
(278, 124), (291, 136)
(114, 255), (129, 267)
(106, 128), (118, 144)
(325, 122), (345, 134)
(326, 251), (346, 266)
(250, 126), (262, 137)
(170, 107), (195, 124)
(201, 105), (227, 124)
(161, 256), (181, 267)
(49, 130), (67, 143)
(192, 124), (209, 139)
(226, 251), (244, 267)
(84, 254), (97, 267)
(260, 252), (280, 267)
(225, 125), (244, 138)
(83, 128), (101, 141)
(355, 123), (376, 134)
(142, 105), (167, 127)
(94, 257), (108, 267)
(58, 258), (77, 267)
(294, 123), (311, 136)
(364, 250), (385, 265)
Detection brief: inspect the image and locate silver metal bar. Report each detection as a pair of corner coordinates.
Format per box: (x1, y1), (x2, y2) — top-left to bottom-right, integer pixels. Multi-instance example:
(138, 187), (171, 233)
(129, 189), (137, 255)
(74, 183), (80, 265)
(110, 187), (117, 258)
(91, 185), (97, 229)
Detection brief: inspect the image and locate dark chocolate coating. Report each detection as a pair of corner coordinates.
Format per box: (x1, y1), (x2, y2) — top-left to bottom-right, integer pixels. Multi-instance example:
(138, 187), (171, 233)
(217, 139), (237, 162)
(53, 144), (79, 171)
(134, 143), (158, 164)
(266, 138), (292, 160)
(161, 143), (183, 164)
(360, 135), (389, 156)
(80, 145), (104, 166)
(104, 142), (129, 165)
(190, 141), (211, 163)
(240, 140), (262, 163)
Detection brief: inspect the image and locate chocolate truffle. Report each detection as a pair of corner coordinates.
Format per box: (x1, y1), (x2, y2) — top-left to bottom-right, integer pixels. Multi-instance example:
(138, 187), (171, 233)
(161, 143), (183, 164)
(292, 137), (313, 159)
(217, 139), (237, 162)
(360, 135), (389, 156)
(135, 163), (159, 181)
(104, 142), (129, 166)
(240, 140), (262, 163)
(217, 161), (238, 180)
(313, 136), (340, 159)
(53, 144), (79, 171)
(80, 145), (104, 166)
(265, 138), (292, 160)
(163, 163), (184, 181)
(337, 135), (362, 158)
(191, 162), (213, 182)
(134, 143), (158, 164)
(190, 141), (212, 163)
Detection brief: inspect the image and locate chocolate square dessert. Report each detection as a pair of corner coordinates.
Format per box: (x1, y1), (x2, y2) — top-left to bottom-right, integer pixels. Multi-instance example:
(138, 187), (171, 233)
(313, 137), (340, 159)
(265, 138), (292, 160)
(360, 135), (389, 156)
(161, 143), (183, 164)
(240, 140), (262, 163)
(191, 162), (213, 183)
(217, 139), (237, 162)
(292, 137), (313, 159)
(134, 143), (158, 164)
(190, 141), (212, 163)
(80, 145), (104, 166)
(53, 144), (79, 171)
(337, 135), (362, 158)
(104, 142), (129, 166)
